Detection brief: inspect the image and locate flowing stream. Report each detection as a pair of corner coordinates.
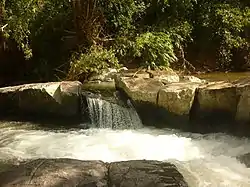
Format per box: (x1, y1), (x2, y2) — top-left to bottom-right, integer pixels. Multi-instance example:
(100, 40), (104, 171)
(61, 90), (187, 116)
(0, 97), (250, 187)
(86, 97), (142, 129)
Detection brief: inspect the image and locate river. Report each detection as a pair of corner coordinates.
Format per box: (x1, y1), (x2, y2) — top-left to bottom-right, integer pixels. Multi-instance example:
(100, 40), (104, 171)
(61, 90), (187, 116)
(196, 71), (250, 82)
(0, 96), (250, 187)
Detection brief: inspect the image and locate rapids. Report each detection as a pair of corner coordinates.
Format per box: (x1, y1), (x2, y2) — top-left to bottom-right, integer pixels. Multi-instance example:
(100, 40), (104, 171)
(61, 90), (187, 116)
(0, 124), (250, 187)
(0, 97), (249, 186)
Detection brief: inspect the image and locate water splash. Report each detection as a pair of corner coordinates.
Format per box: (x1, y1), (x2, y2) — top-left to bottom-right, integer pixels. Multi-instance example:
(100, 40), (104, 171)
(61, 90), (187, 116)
(0, 126), (250, 187)
(86, 97), (142, 129)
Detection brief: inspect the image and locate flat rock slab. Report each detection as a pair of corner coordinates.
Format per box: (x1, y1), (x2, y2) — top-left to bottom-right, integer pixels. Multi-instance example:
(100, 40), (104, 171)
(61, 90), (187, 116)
(0, 159), (188, 187)
(0, 159), (108, 187)
(115, 77), (164, 104)
(0, 81), (82, 119)
(109, 160), (188, 187)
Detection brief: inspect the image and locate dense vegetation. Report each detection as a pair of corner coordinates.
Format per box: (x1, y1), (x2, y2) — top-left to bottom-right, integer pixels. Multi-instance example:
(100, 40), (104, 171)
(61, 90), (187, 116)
(0, 0), (249, 85)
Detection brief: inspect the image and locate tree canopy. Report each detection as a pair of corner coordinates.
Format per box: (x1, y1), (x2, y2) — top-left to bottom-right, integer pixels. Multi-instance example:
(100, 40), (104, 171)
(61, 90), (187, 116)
(0, 0), (249, 85)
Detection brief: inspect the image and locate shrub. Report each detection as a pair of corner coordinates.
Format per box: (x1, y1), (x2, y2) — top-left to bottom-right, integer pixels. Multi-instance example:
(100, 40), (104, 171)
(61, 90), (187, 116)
(67, 45), (119, 82)
(114, 32), (177, 69)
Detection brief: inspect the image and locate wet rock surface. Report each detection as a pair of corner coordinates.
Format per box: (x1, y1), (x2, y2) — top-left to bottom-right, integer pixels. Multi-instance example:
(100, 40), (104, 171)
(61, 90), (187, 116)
(0, 159), (188, 187)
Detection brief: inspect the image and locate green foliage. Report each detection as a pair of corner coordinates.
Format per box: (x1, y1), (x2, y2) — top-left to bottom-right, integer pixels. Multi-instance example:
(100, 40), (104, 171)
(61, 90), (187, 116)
(30, 0), (72, 79)
(99, 0), (146, 35)
(134, 32), (177, 68)
(67, 45), (119, 81)
(191, 1), (250, 70)
(1, 0), (250, 85)
(2, 0), (41, 58)
(114, 32), (176, 68)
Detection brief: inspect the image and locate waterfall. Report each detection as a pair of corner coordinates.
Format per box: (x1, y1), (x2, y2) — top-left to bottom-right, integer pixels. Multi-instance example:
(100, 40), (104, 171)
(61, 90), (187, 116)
(86, 97), (142, 129)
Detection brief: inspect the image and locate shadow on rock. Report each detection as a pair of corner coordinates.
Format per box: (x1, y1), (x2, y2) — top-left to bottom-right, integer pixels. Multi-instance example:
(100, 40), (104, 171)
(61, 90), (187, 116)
(0, 159), (108, 187)
(108, 160), (188, 187)
(0, 159), (189, 187)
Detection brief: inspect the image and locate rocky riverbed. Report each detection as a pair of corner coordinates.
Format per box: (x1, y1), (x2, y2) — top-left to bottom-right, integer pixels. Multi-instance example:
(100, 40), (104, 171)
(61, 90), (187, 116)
(0, 69), (249, 136)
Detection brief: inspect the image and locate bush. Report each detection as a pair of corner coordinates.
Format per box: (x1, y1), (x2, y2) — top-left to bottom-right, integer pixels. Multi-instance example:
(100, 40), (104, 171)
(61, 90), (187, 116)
(114, 32), (177, 69)
(190, 1), (250, 70)
(67, 45), (119, 82)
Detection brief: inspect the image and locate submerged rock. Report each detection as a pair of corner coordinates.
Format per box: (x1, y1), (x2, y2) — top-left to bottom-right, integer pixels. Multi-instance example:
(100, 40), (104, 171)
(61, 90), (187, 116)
(0, 159), (188, 187)
(237, 153), (250, 168)
(0, 81), (82, 120)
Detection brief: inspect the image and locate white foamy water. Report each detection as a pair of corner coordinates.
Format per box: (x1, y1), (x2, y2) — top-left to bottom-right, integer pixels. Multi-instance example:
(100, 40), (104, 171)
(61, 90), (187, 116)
(0, 126), (250, 187)
(86, 97), (142, 129)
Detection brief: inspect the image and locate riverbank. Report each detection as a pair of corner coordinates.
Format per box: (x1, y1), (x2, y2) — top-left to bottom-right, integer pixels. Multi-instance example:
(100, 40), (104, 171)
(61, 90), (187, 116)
(0, 69), (250, 136)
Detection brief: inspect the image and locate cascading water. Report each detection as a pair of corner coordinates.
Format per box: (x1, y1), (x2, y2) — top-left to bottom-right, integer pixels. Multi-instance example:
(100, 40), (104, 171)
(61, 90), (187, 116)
(0, 125), (250, 187)
(0, 94), (250, 186)
(86, 96), (142, 129)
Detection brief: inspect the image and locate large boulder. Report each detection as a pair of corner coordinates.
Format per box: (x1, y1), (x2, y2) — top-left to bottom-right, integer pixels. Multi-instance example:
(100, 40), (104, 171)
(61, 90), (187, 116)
(0, 81), (82, 120)
(115, 76), (164, 105)
(191, 78), (250, 125)
(237, 153), (250, 168)
(115, 76), (165, 127)
(158, 82), (200, 116)
(109, 160), (188, 187)
(115, 69), (180, 104)
(115, 74), (203, 128)
(0, 159), (189, 187)
(115, 72), (250, 135)
(156, 82), (201, 129)
(0, 159), (108, 187)
(235, 78), (250, 122)
(190, 81), (238, 124)
(190, 79), (250, 134)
